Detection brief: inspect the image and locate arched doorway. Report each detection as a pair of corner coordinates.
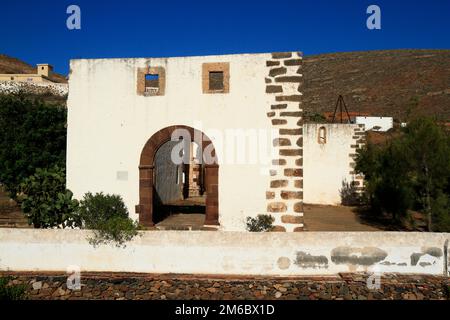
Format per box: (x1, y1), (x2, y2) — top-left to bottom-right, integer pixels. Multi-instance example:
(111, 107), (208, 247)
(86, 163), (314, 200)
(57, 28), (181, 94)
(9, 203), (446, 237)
(137, 125), (219, 227)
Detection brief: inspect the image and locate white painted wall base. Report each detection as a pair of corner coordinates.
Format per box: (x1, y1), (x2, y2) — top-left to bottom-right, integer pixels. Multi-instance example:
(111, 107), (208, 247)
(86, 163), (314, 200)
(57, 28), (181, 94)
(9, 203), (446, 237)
(0, 229), (448, 276)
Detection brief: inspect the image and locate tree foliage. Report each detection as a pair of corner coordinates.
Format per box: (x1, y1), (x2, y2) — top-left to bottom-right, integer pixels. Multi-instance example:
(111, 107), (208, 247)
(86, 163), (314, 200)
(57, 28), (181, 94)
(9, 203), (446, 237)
(0, 94), (66, 199)
(355, 117), (450, 231)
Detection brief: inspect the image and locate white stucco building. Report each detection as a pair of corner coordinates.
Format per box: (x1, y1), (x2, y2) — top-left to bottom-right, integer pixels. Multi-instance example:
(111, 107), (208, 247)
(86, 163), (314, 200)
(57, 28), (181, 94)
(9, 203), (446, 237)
(67, 52), (363, 232)
(355, 116), (393, 132)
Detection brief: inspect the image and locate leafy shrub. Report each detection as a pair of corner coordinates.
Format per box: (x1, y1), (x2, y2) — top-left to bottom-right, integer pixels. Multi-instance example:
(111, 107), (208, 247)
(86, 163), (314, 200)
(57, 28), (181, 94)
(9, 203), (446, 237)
(246, 214), (275, 232)
(0, 94), (66, 199)
(340, 180), (362, 206)
(78, 192), (139, 247)
(20, 166), (80, 228)
(0, 277), (27, 300)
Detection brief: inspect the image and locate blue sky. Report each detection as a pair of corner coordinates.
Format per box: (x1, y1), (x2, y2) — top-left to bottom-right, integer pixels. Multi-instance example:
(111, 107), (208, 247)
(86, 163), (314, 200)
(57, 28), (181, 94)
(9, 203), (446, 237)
(1, 0), (449, 75)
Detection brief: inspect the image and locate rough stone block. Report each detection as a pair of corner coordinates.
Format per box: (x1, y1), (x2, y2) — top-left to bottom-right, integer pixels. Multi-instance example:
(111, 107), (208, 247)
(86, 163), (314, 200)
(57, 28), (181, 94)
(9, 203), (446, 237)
(284, 168), (303, 177)
(266, 85), (283, 93)
(273, 138), (291, 146)
(271, 52), (292, 59)
(270, 180), (288, 188)
(281, 215), (302, 224)
(269, 67), (287, 77)
(267, 202), (287, 212)
(280, 191), (303, 199)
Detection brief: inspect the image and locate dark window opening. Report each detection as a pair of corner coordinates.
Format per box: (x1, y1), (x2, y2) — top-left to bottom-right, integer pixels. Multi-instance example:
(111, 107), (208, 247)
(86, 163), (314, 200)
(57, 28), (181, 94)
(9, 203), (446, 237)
(209, 71), (224, 91)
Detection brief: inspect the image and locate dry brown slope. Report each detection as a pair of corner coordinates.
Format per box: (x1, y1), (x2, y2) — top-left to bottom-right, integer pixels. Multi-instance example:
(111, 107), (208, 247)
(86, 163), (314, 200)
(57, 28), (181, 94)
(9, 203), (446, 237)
(303, 49), (450, 121)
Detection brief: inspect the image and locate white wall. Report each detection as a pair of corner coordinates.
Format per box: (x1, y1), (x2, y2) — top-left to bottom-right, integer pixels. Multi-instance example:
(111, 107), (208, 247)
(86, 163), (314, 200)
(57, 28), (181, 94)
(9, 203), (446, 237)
(355, 116), (393, 132)
(303, 123), (358, 205)
(67, 54), (274, 231)
(0, 229), (448, 276)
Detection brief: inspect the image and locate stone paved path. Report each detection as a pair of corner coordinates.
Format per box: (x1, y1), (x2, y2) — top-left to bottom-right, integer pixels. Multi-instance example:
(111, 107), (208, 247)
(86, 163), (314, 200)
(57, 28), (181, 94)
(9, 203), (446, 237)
(1, 272), (448, 300)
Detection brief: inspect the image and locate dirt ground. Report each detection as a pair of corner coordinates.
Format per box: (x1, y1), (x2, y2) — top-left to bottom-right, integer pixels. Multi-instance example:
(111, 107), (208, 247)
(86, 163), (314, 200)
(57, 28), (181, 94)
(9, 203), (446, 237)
(303, 204), (383, 231)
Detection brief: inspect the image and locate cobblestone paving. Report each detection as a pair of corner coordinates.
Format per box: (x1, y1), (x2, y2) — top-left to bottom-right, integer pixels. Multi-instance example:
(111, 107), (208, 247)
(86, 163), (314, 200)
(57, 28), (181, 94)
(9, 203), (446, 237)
(1, 272), (449, 300)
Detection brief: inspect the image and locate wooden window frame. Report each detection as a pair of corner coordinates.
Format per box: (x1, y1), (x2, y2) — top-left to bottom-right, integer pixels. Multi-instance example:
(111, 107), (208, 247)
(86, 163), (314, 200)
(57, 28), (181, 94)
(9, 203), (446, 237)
(202, 62), (229, 94)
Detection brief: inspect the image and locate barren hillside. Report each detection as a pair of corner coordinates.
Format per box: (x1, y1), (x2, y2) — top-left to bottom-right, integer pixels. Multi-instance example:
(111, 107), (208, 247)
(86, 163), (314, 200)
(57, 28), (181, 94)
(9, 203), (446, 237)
(303, 49), (450, 121)
(0, 54), (67, 83)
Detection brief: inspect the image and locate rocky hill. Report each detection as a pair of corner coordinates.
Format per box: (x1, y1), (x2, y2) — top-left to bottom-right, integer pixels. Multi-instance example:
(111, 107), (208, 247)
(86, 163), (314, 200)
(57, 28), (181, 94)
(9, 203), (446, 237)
(303, 49), (450, 121)
(0, 54), (67, 83)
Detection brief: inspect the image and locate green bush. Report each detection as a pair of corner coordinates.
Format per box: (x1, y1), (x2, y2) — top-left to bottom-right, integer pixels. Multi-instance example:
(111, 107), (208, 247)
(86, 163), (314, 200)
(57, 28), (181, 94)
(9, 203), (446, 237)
(246, 214), (275, 232)
(355, 116), (450, 231)
(0, 277), (27, 300)
(340, 180), (362, 206)
(78, 192), (139, 247)
(0, 94), (66, 199)
(430, 192), (450, 232)
(20, 166), (80, 228)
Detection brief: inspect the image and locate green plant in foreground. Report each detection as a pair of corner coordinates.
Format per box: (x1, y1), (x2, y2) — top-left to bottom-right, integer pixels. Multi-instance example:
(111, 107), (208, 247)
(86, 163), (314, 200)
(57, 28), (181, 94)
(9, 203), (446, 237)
(246, 214), (275, 232)
(78, 192), (140, 248)
(0, 277), (27, 300)
(20, 166), (80, 228)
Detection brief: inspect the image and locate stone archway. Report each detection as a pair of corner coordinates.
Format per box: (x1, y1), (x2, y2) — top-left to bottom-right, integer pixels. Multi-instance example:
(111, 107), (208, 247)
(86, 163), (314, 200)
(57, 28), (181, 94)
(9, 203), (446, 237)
(137, 125), (219, 227)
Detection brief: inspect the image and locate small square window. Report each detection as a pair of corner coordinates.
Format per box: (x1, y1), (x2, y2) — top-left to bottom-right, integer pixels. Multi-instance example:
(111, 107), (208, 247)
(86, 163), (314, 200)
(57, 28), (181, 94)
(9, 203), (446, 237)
(202, 62), (229, 94)
(145, 74), (159, 94)
(137, 66), (165, 96)
(209, 71), (224, 91)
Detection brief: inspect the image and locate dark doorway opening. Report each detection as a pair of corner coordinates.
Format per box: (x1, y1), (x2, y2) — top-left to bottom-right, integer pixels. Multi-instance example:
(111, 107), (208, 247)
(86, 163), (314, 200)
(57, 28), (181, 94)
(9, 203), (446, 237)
(153, 140), (206, 229)
(138, 125), (219, 228)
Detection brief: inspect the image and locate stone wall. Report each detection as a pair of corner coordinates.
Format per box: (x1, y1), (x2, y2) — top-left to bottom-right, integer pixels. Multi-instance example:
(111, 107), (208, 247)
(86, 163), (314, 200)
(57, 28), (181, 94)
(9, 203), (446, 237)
(1, 229), (448, 276)
(265, 52), (304, 232)
(1, 272), (448, 300)
(0, 80), (68, 96)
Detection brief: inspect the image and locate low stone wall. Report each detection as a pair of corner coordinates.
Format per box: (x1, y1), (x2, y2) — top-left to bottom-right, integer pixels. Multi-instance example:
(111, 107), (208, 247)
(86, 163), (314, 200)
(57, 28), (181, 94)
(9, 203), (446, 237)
(0, 229), (449, 276)
(0, 81), (68, 96)
(1, 272), (448, 300)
